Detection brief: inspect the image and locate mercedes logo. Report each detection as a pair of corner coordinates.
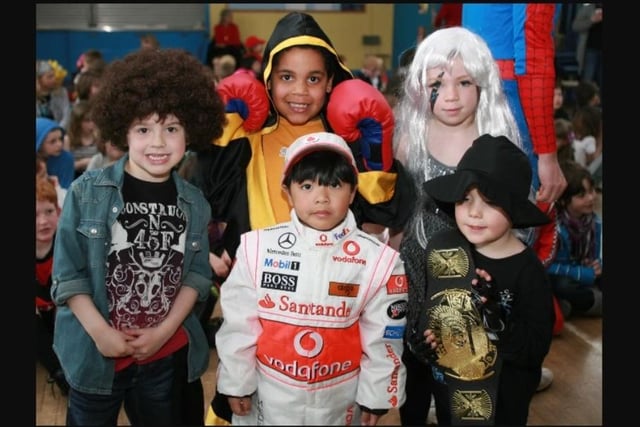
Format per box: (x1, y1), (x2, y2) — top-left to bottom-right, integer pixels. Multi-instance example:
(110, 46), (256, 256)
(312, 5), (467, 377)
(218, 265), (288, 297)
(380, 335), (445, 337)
(278, 232), (296, 249)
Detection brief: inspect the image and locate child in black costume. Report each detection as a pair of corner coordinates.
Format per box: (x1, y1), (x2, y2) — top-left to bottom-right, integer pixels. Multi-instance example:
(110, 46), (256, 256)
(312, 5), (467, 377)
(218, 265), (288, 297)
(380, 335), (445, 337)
(417, 134), (555, 425)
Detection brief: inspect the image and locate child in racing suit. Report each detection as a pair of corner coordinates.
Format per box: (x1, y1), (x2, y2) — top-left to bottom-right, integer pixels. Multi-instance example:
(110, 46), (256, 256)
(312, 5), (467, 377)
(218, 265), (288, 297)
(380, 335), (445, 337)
(215, 132), (408, 426)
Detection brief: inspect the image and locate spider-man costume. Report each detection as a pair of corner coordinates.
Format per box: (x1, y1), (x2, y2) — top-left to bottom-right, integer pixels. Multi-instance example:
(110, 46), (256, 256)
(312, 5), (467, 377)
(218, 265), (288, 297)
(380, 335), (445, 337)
(463, 3), (564, 335)
(463, 3), (559, 190)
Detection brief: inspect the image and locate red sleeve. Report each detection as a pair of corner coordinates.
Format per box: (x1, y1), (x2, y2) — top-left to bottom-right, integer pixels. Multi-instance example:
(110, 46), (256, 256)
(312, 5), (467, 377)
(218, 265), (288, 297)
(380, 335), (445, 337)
(532, 202), (558, 267)
(516, 4), (557, 155)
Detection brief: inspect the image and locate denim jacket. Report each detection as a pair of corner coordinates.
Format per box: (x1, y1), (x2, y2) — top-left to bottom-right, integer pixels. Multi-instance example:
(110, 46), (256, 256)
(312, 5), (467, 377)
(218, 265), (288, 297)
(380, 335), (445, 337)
(51, 154), (212, 395)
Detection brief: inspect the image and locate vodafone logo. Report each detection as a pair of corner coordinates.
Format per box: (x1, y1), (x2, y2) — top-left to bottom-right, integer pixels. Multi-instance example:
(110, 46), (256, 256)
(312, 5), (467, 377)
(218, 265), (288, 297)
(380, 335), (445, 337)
(342, 240), (360, 256)
(315, 233), (332, 247)
(332, 240), (366, 265)
(386, 274), (408, 295)
(293, 330), (323, 358)
(259, 322), (359, 383)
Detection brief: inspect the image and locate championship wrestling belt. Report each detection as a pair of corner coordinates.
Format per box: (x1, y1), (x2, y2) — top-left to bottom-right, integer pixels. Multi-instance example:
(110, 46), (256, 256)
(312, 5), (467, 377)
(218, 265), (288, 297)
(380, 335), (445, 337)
(417, 228), (503, 425)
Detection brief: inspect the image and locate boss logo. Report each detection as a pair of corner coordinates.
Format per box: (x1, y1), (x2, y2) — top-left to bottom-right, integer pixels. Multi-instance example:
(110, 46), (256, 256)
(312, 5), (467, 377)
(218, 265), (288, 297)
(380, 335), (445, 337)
(261, 272), (298, 292)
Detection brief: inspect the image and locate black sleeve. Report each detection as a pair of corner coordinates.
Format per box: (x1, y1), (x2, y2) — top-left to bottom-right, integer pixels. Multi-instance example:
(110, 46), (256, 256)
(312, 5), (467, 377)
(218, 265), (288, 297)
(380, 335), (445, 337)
(358, 405), (389, 416)
(192, 139), (252, 257)
(351, 160), (417, 230)
(498, 250), (555, 369)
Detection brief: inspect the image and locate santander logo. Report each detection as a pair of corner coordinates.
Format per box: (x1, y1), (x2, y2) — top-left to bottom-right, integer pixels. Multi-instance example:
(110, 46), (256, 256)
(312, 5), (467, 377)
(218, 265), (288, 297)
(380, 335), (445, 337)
(389, 395), (398, 407)
(259, 294), (276, 308)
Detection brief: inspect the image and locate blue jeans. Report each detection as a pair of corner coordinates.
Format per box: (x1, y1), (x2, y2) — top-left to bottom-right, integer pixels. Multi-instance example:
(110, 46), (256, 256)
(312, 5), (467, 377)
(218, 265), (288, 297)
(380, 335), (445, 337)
(66, 355), (174, 426)
(548, 274), (596, 314)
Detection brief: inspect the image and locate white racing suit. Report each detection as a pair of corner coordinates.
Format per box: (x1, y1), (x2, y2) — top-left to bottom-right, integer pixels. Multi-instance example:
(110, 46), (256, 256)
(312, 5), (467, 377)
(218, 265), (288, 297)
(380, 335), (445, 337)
(215, 210), (408, 425)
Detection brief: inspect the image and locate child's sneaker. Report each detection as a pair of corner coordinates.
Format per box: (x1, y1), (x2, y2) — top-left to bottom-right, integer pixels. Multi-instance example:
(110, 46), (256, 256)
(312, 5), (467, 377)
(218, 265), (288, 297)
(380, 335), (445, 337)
(536, 367), (554, 392)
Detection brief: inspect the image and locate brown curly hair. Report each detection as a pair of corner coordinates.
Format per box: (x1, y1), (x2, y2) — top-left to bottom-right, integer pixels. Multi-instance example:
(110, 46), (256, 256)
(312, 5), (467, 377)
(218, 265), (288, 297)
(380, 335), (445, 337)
(91, 48), (225, 151)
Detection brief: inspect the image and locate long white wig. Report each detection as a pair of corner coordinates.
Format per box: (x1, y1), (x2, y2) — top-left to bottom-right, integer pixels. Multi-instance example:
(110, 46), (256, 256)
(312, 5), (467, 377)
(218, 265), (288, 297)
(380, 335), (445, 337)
(393, 27), (526, 247)
(394, 26), (523, 182)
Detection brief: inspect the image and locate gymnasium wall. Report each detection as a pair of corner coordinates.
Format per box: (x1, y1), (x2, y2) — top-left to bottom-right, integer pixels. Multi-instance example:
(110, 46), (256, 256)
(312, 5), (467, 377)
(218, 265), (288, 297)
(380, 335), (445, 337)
(36, 3), (438, 82)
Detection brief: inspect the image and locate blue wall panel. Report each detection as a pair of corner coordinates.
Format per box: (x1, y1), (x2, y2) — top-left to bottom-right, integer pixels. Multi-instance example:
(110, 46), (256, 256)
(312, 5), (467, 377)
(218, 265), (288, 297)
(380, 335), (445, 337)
(391, 3), (436, 69)
(36, 30), (210, 85)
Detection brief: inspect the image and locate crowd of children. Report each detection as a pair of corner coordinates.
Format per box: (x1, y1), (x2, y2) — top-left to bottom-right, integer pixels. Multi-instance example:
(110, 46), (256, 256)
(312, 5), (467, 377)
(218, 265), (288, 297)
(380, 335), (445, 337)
(551, 73), (603, 324)
(36, 9), (602, 427)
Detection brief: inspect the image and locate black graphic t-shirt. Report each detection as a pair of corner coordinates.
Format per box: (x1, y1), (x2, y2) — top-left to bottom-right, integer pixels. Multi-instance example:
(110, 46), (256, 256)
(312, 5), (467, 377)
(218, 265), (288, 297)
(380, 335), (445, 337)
(106, 172), (186, 330)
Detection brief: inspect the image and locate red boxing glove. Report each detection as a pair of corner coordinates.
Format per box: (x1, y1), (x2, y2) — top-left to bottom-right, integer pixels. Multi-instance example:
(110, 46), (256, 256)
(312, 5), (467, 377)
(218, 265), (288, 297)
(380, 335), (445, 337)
(327, 79), (394, 172)
(216, 73), (270, 133)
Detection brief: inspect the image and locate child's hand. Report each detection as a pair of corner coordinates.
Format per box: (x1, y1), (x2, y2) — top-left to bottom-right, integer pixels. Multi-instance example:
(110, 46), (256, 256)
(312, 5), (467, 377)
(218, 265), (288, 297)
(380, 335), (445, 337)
(121, 326), (169, 361)
(360, 410), (381, 426)
(94, 326), (135, 358)
(471, 268), (505, 333)
(228, 396), (252, 416)
(583, 258), (602, 277)
(407, 327), (438, 364)
(423, 328), (438, 349)
(210, 250), (232, 278)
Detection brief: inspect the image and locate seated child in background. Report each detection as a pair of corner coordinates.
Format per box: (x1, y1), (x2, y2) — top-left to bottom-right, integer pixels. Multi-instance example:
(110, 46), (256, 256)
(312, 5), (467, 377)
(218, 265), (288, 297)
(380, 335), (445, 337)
(36, 177), (69, 396)
(547, 161), (602, 318)
(36, 117), (75, 189)
(36, 59), (72, 129)
(215, 132), (408, 426)
(555, 118), (574, 165)
(553, 82), (571, 120)
(36, 155), (66, 209)
(64, 100), (99, 177)
(572, 105), (602, 192)
(571, 105), (601, 165)
(574, 80), (601, 109)
(85, 130), (125, 171)
(74, 67), (104, 103)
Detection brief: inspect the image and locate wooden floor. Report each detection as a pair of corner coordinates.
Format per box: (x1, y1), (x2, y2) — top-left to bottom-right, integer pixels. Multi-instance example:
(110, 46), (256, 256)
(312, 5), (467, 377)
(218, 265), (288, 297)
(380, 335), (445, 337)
(36, 316), (602, 426)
